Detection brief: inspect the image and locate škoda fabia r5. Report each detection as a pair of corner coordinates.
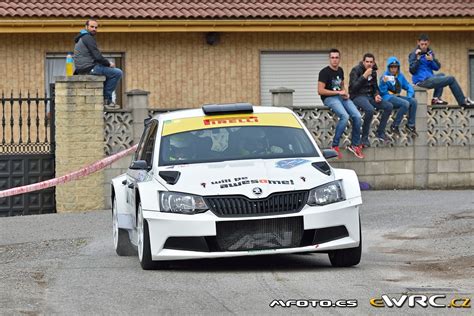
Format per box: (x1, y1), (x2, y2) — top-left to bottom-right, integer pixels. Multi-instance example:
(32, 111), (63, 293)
(111, 103), (362, 270)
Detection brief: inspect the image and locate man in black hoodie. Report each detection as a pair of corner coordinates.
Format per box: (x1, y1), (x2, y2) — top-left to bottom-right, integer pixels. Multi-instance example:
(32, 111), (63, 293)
(349, 53), (393, 146)
(73, 19), (122, 107)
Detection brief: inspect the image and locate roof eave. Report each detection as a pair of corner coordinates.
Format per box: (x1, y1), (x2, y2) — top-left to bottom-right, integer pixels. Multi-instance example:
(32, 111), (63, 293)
(0, 18), (472, 33)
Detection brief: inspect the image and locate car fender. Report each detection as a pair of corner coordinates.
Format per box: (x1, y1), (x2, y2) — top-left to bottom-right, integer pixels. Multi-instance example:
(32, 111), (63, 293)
(332, 168), (362, 203)
(136, 177), (167, 211)
(111, 173), (134, 229)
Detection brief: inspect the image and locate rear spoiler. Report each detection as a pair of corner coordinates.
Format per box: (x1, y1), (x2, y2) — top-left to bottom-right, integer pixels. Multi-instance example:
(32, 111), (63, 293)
(202, 103), (253, 115)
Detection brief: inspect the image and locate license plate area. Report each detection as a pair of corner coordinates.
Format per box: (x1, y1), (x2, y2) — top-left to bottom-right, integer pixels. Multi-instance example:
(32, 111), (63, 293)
(216, 216), (304, 251)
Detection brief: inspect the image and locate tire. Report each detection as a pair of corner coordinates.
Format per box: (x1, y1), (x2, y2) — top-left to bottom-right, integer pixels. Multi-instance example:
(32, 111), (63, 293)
(137, 202), (169, 270)
(113, 196), (136, 256)
(328, 221), (362, 267)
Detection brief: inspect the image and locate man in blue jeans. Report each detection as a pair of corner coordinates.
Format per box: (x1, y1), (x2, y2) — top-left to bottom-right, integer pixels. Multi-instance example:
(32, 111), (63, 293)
(409, 34), (473, 107)
(318, 49), (363, 159)
(379, 56), (418, 137)
(349, 53), (393, 146)
(73, 19), (123, 108)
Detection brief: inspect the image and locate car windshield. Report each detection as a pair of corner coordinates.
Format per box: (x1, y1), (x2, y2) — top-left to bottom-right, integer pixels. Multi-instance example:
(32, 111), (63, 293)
(159, 125), (318, 166)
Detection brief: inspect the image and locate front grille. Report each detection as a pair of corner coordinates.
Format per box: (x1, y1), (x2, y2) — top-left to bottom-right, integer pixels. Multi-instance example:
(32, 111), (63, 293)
(205, 190), (308, 217)
(216, 217), (304, 251)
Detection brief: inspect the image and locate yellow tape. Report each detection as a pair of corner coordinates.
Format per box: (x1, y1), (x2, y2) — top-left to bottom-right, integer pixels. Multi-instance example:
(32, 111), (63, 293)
(162, 113), (302, 136)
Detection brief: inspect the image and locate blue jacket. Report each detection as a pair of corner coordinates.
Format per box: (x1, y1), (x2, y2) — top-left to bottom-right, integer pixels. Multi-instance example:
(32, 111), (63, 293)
(408, 46), (441, 84)
(379, 56), (414, 101)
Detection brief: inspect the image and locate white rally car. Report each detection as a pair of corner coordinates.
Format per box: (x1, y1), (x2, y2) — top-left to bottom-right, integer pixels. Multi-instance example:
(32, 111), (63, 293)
(111, 103), (362, 270)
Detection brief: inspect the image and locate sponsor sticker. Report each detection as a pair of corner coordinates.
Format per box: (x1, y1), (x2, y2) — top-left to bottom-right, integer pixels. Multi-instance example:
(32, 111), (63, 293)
(276, 159), (310, 169)
(211, 177), (294, 189)
(162, 113), (302, 136)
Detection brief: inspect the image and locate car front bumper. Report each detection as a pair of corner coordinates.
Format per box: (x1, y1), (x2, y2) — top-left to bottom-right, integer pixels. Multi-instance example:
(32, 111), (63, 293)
(143, 197), (361, 261)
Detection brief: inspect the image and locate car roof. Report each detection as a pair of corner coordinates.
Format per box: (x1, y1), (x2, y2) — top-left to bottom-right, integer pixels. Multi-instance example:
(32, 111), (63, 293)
(153, 105), (294, 122)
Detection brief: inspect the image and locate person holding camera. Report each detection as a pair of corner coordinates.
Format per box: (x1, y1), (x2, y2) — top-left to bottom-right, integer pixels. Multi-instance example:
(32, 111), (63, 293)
(318, 48), (364, 159)
(349, 53), (393, 146)
(409, 34), (473, 107)
(379, 56), (418, 137)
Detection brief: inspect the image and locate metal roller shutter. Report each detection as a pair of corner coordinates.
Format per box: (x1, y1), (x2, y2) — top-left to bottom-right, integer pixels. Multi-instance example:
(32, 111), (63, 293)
(260, 52), (327, 107)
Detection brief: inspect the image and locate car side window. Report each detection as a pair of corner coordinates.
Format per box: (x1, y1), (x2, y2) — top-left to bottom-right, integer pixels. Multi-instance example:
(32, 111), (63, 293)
(139, 121), (158, 167)
(134, 125), (151, 162)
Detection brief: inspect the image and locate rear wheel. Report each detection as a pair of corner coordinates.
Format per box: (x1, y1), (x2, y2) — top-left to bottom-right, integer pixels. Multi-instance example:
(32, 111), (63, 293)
(112, 196), (136, 256)
(328, 222), (362, 267)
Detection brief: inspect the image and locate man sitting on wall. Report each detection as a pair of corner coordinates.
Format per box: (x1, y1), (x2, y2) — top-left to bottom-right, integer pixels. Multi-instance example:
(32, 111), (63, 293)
(349, 53), (393, 146)
(73, 18), (123, 108)
(409, 33), (473, 108)
(318, 48), (364, 159)
(379, 56), (418, 137)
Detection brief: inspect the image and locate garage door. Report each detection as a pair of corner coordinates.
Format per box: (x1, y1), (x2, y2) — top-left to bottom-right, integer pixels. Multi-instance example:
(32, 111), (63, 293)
(260, 52), (327, 107)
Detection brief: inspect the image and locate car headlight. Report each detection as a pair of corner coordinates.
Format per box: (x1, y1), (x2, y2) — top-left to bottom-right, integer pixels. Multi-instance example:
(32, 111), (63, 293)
(159, 191), (208, 214)
(307, 180), (344, 206)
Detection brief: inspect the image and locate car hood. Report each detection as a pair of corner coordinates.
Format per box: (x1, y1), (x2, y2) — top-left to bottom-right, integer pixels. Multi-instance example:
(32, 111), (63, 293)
(156, 158), (334, 198)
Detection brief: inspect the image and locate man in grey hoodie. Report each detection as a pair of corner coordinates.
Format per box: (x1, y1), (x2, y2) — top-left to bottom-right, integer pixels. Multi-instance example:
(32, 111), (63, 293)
(74, 19), (122, 107)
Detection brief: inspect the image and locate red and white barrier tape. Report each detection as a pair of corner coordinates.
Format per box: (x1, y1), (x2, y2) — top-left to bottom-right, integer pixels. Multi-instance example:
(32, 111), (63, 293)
(0, 144), (138, 198)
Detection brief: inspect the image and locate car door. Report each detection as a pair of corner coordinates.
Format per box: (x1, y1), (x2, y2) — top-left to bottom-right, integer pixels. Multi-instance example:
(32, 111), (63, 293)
(126, 120), (158, 225)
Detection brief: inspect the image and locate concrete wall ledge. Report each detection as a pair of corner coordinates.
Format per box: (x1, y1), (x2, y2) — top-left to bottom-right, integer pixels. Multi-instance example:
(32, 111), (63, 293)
(55, 75), (105, 82)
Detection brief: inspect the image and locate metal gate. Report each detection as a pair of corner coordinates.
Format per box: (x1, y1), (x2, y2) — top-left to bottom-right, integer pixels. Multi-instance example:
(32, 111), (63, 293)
(0, 85), (56, 216)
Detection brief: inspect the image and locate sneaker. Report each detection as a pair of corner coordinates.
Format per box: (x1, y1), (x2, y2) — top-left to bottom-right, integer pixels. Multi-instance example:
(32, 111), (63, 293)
(361, 138), (371, 148)
(376, 134), (391, 144)
(406, 125), (419, 137)
(347, 145), (365, 159)
(390, 125), (401, 136)
(331, 146), (342, 159)
(461, 97), (474, 108)
(104, 99), (119, 109)
(431, 97), (448, 105)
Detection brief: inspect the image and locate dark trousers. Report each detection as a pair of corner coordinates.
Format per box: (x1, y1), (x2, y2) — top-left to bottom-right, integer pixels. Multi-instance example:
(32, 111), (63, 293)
(353, 95), (393, 140)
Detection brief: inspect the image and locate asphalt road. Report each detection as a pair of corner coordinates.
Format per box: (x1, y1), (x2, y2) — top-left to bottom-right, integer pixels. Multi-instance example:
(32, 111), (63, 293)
(1, 190), (473, 315)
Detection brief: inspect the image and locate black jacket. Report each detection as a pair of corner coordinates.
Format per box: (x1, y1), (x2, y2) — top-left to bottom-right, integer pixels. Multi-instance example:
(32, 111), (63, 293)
(349, 62), (380, 99)
(73, 31), (110, 74)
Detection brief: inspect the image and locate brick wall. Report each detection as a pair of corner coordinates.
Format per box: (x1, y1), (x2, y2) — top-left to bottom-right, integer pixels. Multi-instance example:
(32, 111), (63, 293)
(56, 80), (472, 212)
(55, 76), (106, 212)
(0, 31), (472, 109)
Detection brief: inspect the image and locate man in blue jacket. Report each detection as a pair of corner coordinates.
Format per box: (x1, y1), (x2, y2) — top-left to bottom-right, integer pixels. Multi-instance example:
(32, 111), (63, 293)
(74, 19), (123, 108)
(379, 57), (418, 136)
(409, 34), (473, 107)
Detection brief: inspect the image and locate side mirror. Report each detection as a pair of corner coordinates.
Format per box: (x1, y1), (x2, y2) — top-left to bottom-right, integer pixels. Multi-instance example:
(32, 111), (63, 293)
(322, 149), (339, 160)
(144, 116), (152, 126)
(129, 160), (150, 170)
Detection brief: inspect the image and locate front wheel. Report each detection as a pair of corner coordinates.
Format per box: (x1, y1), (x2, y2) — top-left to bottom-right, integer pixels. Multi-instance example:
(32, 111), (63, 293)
(113, 196), (136, 256)
(328, 222), (362, 267)
(137, 202), (169, 270)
